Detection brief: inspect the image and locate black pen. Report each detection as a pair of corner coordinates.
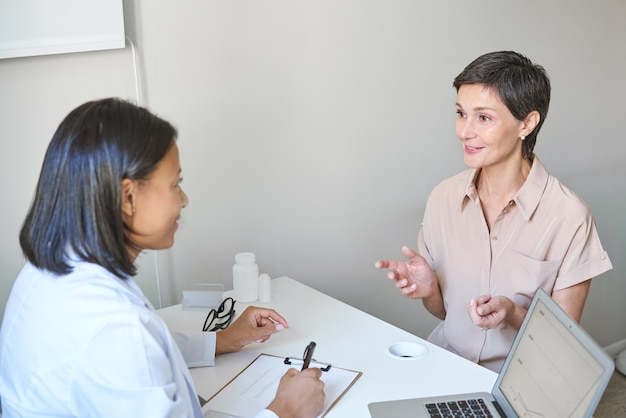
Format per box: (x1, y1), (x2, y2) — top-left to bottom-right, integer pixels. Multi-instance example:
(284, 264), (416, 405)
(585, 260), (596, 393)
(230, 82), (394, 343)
(301, 341), (316, 370)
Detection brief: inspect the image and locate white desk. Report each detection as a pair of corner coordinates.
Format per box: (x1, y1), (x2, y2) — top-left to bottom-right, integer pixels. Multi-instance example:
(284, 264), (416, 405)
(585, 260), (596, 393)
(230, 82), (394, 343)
(158, 276), (497, 417)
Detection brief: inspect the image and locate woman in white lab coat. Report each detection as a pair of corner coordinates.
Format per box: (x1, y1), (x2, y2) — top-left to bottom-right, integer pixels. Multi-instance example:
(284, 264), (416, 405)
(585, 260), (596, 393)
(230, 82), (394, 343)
(0, 98), (324, 418)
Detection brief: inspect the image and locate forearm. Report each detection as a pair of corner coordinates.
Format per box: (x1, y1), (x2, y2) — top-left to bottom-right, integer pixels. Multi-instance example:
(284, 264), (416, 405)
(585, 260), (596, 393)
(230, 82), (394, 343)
(421, 281), (446, 320)
(551, 280), (591, 323)
(504, 302), (528, 331)
(505, 280), (590, 330)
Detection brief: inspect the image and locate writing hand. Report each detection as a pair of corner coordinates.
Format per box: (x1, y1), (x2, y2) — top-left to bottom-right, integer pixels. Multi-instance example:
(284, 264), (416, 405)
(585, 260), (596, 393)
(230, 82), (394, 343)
(267, 368), (325, 418)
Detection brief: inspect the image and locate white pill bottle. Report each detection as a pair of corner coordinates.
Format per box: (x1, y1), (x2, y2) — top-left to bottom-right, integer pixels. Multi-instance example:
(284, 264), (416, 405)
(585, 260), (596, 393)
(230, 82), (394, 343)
(233, 252), (258, 303)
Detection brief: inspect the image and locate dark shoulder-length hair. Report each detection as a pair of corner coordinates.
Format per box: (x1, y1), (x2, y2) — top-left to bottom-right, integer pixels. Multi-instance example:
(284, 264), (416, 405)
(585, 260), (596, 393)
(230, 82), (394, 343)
(453, 51), (551, 160)
(20, 98), (177, 278)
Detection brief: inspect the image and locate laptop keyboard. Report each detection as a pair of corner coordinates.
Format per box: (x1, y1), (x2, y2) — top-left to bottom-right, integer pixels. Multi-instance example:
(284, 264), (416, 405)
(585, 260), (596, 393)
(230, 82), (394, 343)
(425, 398), (493, 417)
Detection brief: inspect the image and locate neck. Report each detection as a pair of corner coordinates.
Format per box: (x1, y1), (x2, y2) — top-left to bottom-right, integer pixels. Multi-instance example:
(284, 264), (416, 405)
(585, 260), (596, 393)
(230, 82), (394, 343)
(476, 158), (531, 201)
(127, 245), (141, 264)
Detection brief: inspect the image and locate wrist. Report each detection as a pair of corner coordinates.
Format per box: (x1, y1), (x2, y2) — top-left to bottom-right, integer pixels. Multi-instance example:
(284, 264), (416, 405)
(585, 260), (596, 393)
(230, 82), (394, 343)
(215, 329), (237, 354)
(266, 401), (294, 418)
(505, 301), (527, 331)
(424, 273), (441, 299)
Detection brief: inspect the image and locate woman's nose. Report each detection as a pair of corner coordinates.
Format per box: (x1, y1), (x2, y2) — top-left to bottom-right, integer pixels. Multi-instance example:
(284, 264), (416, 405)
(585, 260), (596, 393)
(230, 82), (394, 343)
(456, 118), (475, 140)
(180, 188), (189, 208)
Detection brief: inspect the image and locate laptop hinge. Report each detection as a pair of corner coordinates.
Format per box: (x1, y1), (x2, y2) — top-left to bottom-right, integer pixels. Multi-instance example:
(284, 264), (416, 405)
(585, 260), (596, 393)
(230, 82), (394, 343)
(492, 401), (508, 418)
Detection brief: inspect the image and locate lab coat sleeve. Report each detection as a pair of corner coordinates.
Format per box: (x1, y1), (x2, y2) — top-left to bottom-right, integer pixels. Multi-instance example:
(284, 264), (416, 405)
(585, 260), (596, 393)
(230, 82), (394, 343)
(71, 315), (198, 417)
(254, 410), (279, 418)
(172, 331), (217, 368)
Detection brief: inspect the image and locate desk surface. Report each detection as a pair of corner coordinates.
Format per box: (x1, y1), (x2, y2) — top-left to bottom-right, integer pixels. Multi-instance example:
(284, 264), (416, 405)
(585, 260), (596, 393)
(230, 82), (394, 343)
(158, 276), (497, 417)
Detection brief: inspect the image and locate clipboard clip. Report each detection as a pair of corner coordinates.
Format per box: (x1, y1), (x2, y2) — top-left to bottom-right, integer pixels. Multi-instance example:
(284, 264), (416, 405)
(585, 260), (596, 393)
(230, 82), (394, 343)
(283, 356), (332, 372)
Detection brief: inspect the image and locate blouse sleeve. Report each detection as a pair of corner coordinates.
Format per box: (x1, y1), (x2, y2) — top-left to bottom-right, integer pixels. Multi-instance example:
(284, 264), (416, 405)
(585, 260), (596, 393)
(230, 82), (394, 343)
(553, 211), (612, 290)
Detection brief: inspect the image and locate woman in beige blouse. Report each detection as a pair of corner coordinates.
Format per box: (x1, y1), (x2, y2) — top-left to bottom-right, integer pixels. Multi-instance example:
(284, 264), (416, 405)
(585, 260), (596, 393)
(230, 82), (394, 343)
(376, 51), (612, 372)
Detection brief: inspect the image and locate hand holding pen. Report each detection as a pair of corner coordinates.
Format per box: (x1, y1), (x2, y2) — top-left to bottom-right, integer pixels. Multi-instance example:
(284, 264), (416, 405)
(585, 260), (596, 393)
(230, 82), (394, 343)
(270, 367), (325, 417)
(269, 341), (325, 418)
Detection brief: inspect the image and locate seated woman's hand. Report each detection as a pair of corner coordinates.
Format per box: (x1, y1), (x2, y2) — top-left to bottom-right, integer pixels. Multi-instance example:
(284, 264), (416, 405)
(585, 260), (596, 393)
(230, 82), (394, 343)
(375, 245), (438, 299)
(215, 306), (288, 354)
(467, 295), (526, 331)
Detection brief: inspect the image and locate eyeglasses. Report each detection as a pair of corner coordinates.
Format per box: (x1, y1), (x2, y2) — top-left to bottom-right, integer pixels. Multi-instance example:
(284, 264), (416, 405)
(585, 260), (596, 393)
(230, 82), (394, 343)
(202, 297), (236, 332)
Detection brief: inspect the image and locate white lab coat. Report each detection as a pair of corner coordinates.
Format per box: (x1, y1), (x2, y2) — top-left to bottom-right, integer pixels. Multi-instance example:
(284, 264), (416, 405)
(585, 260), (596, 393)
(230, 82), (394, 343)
(0, 260), (211, 417)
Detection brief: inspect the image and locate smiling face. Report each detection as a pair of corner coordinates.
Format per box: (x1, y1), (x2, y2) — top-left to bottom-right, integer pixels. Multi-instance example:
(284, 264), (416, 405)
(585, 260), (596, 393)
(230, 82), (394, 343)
(455, 83), (529, 171)
(122, 143), (188, 258)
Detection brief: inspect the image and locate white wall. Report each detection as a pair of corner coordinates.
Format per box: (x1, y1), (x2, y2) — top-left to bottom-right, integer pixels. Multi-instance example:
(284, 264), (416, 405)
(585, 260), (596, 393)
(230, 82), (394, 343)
(1, 0), (625, 349)
(0, 32), (161, 310)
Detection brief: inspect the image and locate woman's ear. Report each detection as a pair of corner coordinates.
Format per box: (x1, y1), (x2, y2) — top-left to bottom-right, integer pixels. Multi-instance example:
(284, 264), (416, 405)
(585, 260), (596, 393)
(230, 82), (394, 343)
(121, 178), (136, 217)
(521, 110), (540, 137)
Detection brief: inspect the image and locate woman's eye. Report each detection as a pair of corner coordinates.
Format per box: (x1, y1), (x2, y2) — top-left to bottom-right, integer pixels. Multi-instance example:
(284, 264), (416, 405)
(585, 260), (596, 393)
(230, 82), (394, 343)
(456, 110), (466, 118)
(479, 114), (491, 122)
(177, 177), (184, 186)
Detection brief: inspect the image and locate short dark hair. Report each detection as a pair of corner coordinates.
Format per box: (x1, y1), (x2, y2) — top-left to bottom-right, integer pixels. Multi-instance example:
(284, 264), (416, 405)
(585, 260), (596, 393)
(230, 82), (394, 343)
(20, 98), (177, 278)
(453, 51), (551, 160)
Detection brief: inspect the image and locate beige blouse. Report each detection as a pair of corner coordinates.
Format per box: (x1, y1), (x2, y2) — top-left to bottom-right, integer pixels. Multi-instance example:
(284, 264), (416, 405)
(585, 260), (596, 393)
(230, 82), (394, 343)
(418, 156), (612, 372)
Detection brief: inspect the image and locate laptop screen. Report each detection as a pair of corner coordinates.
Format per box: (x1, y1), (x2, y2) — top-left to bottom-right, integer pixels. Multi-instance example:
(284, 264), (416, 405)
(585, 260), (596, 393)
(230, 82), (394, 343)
(495, 294), (612, 417)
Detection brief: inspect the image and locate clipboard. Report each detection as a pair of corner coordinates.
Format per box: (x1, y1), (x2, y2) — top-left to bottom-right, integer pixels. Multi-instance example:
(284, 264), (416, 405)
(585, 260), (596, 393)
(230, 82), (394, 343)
(202, 353), (362, 418)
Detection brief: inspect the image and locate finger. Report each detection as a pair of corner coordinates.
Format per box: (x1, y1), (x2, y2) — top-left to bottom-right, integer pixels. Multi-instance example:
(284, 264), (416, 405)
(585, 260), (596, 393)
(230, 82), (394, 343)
(401, 245), (419, 259)
(400, 283), (417, 295)
(252, 325), (280, 343)
(258, 318), (286, 331)
(301, 367), (323, 379)
(254, 320), (284, 342)
(251, 308), (289, 328)
(476, 299), (496, 316)
(376, 259), (400, 270)
(284, 368), (299, 377)
(467, 299), (482, 324)
(259, 321), (282, 336)
(475, 295), (491, 305)
(265, 311), (288, 328)
(260, 312), (288, 329)
(394, 278), (407, 289)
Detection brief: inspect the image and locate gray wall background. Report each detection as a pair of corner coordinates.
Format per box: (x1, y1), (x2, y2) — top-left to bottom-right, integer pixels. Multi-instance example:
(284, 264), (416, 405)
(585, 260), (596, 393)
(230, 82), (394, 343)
(1, 1), (624, 351)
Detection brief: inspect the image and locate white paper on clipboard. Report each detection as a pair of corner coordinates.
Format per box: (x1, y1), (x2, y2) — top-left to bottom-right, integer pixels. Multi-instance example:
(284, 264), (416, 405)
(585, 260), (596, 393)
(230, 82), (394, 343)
(202, 353), (362, 418)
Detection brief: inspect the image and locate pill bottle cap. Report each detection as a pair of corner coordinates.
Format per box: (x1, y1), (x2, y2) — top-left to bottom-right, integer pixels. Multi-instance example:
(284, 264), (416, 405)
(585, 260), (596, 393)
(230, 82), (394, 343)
(235, 252), (256, 264)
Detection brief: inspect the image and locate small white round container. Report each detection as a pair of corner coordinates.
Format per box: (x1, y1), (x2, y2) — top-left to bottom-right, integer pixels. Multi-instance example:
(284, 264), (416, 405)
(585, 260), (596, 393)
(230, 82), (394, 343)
(258, 273), (271, 303)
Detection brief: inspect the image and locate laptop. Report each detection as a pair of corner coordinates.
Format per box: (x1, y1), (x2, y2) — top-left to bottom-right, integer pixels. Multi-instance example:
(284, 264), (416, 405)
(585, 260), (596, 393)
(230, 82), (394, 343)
(368, 288), (614, 418)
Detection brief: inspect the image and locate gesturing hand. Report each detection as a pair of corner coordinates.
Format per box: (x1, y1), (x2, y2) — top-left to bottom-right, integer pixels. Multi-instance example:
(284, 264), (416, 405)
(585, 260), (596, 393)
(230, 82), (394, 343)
(375, 246), (438, 299)
(467, 295), (526, 331)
